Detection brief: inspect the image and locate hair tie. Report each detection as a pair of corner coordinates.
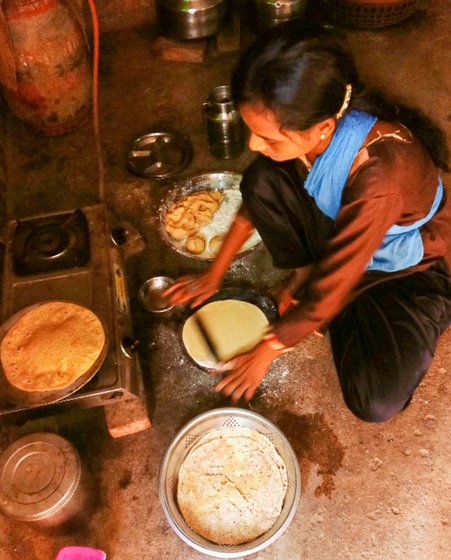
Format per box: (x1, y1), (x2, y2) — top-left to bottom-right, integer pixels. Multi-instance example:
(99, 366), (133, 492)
(336, 84), (352, 119)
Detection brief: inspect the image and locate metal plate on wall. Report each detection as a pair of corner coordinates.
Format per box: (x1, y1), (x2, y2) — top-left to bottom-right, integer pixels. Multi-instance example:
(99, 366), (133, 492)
(126, 131), (192, 179)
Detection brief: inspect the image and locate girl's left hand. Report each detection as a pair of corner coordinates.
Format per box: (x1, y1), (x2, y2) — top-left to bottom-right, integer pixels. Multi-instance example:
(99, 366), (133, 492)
(210, 341), (283, 403)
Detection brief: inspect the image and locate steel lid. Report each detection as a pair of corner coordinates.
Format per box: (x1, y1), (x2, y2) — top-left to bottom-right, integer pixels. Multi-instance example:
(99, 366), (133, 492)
(0, 432), (81, 522)
(163, 0), (226, 8)
(126, 131), (192, 179)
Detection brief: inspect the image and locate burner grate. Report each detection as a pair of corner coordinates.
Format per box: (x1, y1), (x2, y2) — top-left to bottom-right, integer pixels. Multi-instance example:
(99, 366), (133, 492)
(12, 209), (90, 276)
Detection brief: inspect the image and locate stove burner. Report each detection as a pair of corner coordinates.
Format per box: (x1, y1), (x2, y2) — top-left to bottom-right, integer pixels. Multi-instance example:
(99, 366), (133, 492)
(27, 224), (71, 257)
(12, 209), (91, 275)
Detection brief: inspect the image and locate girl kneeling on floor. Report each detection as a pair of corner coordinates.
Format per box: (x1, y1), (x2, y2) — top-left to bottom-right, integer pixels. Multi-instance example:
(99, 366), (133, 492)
(167, 22), (451, 422)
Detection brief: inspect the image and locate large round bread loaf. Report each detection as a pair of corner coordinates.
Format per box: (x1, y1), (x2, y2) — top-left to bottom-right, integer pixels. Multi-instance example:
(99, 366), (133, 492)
(177, 427), (287, 545)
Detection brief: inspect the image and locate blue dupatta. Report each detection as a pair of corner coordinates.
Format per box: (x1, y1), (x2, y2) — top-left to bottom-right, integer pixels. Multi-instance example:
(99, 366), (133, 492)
(303, 110), (443, 272)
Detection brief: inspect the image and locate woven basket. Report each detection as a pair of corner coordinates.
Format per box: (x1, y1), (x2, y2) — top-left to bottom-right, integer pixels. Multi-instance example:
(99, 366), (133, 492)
(322, 0), (420, 28)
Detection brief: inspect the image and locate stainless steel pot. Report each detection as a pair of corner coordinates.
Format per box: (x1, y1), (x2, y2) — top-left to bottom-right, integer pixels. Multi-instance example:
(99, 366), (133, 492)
(0, 433), (88, 527)
(156, 0), (228, 40)
(250, 0), (308, 31)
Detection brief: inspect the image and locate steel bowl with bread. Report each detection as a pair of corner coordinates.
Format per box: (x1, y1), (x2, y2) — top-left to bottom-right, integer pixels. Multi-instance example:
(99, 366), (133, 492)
(159, 407), (301, 558)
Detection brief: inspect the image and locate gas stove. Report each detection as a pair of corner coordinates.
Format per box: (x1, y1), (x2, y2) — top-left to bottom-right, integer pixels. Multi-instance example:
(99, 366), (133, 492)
(0, 203), (143, 417)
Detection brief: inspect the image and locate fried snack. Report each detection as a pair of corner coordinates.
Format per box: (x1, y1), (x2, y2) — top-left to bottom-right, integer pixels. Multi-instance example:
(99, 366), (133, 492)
(185, 235), (206, 255)
(165, 190), (224, 240)
(208, 234), (224, 254)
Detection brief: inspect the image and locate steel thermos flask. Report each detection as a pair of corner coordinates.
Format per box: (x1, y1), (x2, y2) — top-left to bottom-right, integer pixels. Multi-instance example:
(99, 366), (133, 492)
(203, 85), (244, 159)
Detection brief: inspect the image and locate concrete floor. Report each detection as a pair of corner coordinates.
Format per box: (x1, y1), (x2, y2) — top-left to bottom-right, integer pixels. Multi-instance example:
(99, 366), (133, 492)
(0, 2), (450, 559)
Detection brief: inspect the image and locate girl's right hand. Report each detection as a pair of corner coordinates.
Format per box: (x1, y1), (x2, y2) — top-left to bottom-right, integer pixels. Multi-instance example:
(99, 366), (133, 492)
(163, 212), (255, 309)
(163, 272), (221, 308)
(274, 287), (299, 316)
(268, 278), (299, 315)
(269, 265), (313, 315)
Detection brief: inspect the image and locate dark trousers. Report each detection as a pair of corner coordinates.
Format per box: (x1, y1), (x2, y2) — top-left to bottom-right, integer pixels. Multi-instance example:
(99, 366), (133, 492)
(241, 155), (451, 422)
(329, 262), (450, 422)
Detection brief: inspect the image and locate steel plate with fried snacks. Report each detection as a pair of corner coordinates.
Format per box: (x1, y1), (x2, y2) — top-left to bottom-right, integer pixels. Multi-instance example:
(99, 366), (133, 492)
(159, 172), (261, 260)
(164, 190), (224, 241)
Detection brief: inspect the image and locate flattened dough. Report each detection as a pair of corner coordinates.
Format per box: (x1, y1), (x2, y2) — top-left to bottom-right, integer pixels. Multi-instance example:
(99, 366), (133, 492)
(1, 302), (106, 392)
(177, 427), (287, 545)
(182, 299), (269, 367)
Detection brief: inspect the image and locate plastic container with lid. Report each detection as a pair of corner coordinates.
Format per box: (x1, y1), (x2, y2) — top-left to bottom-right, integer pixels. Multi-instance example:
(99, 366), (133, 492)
(0, 432), (88, 527)
(55, 547), (106, 560)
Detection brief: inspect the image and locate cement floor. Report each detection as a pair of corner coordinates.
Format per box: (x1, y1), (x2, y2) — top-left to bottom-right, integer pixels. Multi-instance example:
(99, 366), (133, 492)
(0, 2), (450, 559)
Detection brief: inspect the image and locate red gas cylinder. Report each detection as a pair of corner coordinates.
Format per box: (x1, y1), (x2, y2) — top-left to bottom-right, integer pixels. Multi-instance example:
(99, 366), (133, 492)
(2, 0), (92, 135)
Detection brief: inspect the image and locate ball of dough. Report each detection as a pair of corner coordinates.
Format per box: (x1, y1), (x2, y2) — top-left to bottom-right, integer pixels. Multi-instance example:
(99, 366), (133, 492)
(185, 235), (206, 255)
(208, 235), (224, 253)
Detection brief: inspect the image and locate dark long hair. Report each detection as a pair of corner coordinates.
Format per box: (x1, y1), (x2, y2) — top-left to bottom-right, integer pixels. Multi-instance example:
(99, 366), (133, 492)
(231, 21), (449, 171)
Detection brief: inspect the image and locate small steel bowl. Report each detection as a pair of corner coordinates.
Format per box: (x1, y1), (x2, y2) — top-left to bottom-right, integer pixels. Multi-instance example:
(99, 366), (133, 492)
(139, 276), (175, 313)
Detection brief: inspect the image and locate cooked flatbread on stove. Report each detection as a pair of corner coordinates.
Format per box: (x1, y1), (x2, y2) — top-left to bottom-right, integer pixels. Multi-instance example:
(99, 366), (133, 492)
(177, 427), (287, 545)
(0, 302), (106, 392)
(182, 299), (269, 368)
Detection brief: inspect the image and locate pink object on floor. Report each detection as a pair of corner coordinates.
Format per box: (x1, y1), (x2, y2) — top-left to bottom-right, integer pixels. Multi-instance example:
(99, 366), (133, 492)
(55, 547), (106, 560)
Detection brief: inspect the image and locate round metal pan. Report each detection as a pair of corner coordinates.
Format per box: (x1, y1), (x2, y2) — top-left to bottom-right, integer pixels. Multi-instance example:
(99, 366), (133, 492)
(158, 171), (262, 261)
(126, 130), (192, 179)
(180, 287), (279, 371)
(0, 301), (109, 407)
